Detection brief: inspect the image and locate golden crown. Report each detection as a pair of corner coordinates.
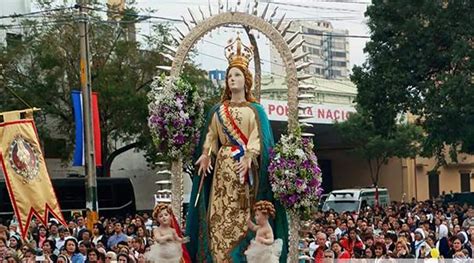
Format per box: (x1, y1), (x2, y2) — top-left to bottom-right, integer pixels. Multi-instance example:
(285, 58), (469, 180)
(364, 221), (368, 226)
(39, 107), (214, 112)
(225, 34), (254, 69)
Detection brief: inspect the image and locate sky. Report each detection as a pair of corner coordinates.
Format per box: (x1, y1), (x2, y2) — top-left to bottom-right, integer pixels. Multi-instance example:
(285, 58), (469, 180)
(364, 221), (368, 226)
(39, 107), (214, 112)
(134, 0), (370, 73)
(25, 0), (371, 74)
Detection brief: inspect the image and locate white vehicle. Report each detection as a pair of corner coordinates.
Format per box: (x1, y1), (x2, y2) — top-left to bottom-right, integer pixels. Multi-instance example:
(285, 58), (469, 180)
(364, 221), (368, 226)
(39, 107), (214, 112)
(322, 188), (390, 213)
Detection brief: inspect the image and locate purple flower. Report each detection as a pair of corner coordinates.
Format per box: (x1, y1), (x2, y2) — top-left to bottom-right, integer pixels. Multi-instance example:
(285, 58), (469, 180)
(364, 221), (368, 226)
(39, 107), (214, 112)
(289, 194), (298, 205)
(309, 178), (320, 187)
(173, 133), (185, 145)
(295, 178), (304, 188)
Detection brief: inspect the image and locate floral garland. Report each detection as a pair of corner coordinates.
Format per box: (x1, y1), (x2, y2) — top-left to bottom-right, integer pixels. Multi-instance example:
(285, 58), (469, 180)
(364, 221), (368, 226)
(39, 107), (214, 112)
(268, 131), (323, 213)
(148, 76), (204, 162)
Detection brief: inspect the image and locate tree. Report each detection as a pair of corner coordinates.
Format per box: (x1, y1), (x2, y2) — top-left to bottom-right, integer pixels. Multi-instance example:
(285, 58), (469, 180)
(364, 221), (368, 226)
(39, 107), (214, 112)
(0, 2), (213, 174)
(352, 0), (474, 166)
(335, 112), (422, 187)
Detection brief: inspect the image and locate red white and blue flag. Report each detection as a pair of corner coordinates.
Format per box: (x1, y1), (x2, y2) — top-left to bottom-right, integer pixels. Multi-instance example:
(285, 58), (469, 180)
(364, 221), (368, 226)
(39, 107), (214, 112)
(71, 91), (102, 167)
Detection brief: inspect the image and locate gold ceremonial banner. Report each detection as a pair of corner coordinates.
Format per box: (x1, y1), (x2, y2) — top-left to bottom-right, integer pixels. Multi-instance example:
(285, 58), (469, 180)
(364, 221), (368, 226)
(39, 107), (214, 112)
(0, 109), (66, 239)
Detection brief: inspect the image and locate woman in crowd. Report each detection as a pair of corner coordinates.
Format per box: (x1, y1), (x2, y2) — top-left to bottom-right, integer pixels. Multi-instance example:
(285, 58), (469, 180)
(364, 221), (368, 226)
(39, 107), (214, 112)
(92, 223), (107, 247)
(135, 226), (148, 247)
(8, 235), (22, 257)
(330, 241), (350, 259)
(339, 227), (364, 257)
(373, 242), (387, 262)
(43, 239), (58, 262)
(35, 225), (49, 249)
(64, 238), (85, 263)
(394, 240), (413, 258)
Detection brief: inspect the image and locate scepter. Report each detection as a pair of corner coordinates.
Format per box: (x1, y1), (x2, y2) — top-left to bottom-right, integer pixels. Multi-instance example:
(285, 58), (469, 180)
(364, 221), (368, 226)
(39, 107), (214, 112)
(194, 146), (212, 207)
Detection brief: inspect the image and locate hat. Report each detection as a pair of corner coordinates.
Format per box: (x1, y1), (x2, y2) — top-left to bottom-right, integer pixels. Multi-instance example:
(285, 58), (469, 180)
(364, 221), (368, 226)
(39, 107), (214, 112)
(415, 228), (425, 239)
(9, 234), (20, 242)
(457, 231), (468, 245)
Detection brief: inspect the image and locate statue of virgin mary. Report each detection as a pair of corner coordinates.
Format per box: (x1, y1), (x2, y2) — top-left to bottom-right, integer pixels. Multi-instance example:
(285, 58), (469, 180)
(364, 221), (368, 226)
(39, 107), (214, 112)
(186, 36), (288, 262)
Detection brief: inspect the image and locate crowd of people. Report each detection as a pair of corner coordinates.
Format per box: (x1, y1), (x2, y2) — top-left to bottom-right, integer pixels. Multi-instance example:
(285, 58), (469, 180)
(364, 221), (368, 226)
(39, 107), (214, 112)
(299, 198), (474, 262)
(0, 212), (156, 263)
(1, 197), (474, 263)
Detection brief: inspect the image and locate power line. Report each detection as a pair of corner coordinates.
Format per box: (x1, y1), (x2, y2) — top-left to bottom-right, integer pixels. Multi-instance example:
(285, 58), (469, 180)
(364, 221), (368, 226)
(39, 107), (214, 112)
(80, 5), (183, 22)
(0, 6), (74, 20)
(288, 29), (369, 39)
(267, 1), (362, 13)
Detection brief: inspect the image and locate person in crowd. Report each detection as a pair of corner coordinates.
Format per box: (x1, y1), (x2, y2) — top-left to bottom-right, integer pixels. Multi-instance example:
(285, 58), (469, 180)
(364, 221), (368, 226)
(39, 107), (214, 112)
(339, 227), (364, 257)
(105, 251), (116, 263)
(330, 241), (350, 259)
(373, 241), (387, 262)
(436, 224), (449, 250)
(35, 225), (49, 249)
(411, 228), (431, 258)
(8, 235), (22, 256)
(43, 239), (58, 262)
(92, 223), (107, 247)
(87, 248), (100, 263)
(117, 253), (130, 263)
(135, 226), (148, 247)
(107, 223), (128, 250)
(81, 230), (93, 244)
(364, 247), (373, 258)
(64, 237), (85, 263)
(312, 232), (328, 263)
(75, 217), (87, 241)
(448, 236), (468, 259)
(394, 240), (413, 258)
(322, 249), (334, 263)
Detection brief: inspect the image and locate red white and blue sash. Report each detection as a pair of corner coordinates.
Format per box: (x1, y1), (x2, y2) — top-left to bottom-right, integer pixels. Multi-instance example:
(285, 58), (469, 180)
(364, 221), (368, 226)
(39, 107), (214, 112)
(215, 103), (253, 185)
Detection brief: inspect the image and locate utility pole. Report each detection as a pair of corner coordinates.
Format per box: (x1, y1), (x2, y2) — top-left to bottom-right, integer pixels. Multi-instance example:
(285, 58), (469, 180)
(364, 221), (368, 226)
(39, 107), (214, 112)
(78, 0), (98, 224)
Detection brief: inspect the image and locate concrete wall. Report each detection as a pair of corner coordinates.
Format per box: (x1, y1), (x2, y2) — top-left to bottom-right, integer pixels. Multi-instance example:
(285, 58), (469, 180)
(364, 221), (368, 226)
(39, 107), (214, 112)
(414, 153), (474, 200)
(318, 149), (406, 202)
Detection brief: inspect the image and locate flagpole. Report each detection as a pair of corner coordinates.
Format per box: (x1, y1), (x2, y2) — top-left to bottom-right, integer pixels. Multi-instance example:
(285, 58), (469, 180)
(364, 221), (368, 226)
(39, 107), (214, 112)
(78, 0), (98, 219)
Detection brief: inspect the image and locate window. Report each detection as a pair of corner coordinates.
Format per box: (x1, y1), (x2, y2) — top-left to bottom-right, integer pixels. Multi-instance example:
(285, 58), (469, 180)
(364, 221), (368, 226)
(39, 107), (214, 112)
(460, 172), (471, 192)
(331, 51), (347, 58)
(333, 61), (347, 67)
(6, 33), (22, 48)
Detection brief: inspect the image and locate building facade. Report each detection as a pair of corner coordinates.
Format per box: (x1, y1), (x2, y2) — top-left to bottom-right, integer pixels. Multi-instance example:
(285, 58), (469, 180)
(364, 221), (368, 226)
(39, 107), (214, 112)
(270, 20), (350, 79)
(0, 0), (31, 46)
(259, 75), (474, 202)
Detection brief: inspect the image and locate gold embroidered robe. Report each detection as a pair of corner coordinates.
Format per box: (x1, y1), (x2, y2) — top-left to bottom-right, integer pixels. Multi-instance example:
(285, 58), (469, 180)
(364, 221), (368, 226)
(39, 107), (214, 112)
(202, 101), (260, 262)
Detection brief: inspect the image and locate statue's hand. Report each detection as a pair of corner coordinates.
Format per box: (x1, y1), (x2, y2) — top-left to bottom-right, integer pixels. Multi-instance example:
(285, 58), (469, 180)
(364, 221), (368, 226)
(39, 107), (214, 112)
(236, 156), (252, 177)
(195, 154), (213, 177)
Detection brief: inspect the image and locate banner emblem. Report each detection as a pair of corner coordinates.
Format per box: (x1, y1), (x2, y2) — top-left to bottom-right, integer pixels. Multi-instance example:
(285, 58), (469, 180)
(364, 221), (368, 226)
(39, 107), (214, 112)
(9, 135), (40, 182)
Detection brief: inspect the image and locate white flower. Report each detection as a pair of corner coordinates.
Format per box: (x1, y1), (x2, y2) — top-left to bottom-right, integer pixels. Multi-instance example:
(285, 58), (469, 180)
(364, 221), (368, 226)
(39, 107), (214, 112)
(295, 149), (305, 159)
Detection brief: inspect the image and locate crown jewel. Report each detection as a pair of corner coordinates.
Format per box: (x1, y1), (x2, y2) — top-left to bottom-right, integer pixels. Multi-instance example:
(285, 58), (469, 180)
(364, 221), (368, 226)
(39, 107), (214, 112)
(225, 34), (254, 69)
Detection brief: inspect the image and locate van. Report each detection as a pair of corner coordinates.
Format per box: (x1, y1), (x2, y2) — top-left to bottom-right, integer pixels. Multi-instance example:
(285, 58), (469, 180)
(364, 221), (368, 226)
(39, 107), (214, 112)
(321, 188), (390, 213)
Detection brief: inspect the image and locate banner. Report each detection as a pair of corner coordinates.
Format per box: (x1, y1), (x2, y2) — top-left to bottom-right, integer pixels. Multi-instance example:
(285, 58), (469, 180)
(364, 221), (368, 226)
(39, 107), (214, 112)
(71, 91), (102, 167)
(260, 99), (356, 124)
(0, 109), (67, 239)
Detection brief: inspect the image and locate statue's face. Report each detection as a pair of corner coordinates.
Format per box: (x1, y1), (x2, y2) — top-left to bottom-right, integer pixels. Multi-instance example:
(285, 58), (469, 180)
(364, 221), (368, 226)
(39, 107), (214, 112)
(227, 67), (246, 93)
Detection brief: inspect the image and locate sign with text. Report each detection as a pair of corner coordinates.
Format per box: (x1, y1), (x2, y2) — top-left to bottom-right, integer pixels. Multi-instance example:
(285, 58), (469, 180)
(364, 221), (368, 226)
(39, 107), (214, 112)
(261, 99), (356, 124)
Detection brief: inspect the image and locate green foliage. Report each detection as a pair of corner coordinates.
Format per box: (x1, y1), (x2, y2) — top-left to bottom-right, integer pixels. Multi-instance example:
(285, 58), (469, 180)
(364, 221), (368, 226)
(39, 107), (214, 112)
(336, 113), (422, 185)
(0, 2), (213, 169)
(352, 0), (474, 165)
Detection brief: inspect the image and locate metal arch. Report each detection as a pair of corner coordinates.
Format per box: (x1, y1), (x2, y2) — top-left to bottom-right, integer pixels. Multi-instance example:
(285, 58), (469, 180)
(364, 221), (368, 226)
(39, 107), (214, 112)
(169, 12), (299, 132)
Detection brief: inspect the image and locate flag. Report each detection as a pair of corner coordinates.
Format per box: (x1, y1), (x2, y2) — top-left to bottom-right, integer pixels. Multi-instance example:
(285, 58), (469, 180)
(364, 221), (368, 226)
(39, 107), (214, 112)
(71, 91), (102, 167)
(0, 109), (67, 239)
